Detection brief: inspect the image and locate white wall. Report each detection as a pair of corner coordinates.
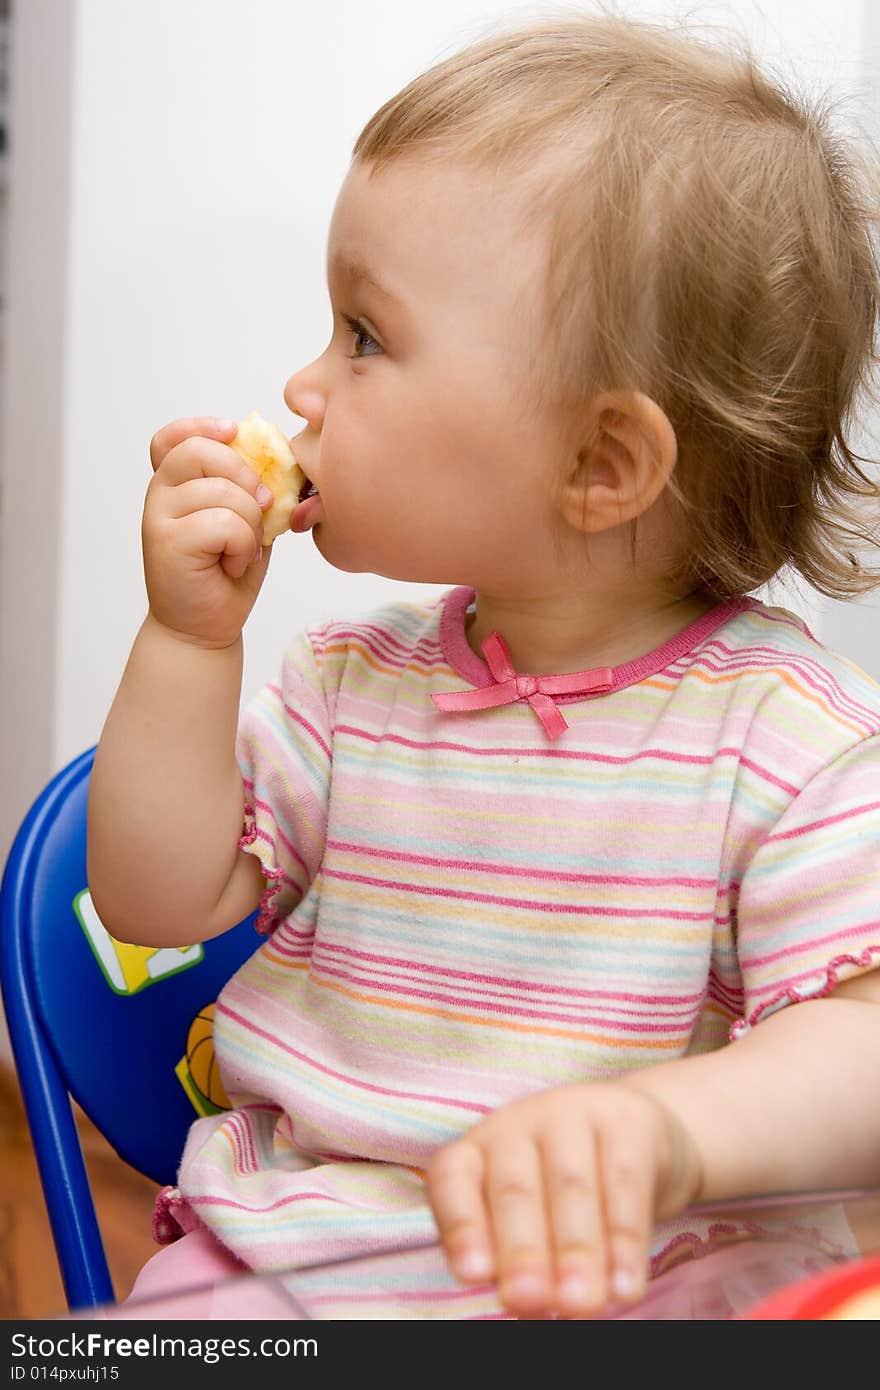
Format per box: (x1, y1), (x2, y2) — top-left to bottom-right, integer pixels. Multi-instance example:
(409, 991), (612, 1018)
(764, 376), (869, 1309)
(1, 0), (74, 859)
(2, 1), (879, 1059)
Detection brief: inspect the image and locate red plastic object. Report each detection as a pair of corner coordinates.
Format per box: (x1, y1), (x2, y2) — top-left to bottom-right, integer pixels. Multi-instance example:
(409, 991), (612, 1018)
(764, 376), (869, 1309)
(743, 1253), (880, 1319)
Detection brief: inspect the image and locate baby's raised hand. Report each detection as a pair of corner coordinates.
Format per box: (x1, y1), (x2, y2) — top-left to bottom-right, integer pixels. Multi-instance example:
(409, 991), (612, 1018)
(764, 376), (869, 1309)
(143, 416), (281, 649)
(426, 1081), (702, 1319)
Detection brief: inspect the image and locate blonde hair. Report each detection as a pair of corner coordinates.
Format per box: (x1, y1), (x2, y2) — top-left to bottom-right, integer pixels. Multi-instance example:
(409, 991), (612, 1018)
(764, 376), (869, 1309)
(352, 7), (880, 599)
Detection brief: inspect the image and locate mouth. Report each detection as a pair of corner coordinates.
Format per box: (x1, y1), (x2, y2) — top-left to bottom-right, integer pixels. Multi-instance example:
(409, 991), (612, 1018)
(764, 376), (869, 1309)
(291, 469), (324, 533)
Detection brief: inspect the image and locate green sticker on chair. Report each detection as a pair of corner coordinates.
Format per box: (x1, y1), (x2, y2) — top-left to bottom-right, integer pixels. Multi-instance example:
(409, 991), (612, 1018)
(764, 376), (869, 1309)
(74, 889), (204, 995)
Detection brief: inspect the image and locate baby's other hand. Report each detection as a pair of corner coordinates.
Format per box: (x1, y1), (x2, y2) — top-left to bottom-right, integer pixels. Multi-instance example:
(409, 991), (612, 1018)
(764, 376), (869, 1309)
(425, 1081), (701, 1319)
(143, 416), (277, 649)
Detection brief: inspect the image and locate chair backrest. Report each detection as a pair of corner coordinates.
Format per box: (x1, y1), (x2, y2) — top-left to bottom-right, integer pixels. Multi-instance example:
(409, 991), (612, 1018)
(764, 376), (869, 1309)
(0, 748), (260, 1310)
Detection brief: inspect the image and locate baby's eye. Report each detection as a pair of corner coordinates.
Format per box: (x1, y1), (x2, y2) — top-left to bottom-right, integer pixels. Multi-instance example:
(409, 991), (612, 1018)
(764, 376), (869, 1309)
(342, 314), (382, 359)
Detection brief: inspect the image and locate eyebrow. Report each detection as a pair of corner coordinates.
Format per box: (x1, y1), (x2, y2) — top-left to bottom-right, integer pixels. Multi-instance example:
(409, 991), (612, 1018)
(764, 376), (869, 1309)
(329, 255), (402, 305)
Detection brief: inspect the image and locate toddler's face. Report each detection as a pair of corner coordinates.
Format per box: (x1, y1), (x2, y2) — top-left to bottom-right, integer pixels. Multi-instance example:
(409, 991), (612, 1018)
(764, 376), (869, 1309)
(284, 157), (572, 590)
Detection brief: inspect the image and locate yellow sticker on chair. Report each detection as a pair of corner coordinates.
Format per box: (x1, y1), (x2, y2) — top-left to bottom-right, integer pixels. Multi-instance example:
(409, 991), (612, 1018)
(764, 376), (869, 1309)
(74, 889), (204, 994)
(175, 1003), (231, 1116)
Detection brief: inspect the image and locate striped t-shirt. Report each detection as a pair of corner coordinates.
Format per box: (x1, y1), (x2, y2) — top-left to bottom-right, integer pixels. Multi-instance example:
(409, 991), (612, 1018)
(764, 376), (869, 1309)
(170, 586), (880, 1303)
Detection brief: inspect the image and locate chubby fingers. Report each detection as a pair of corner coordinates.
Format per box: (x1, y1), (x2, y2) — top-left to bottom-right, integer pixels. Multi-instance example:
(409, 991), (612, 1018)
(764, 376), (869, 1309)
(155, 433), (272, 502)
(540, 1119), (607, 1317)
(426, 1140), (495, 1286)
(145, 436), (279, 581)
(172, 503), (266, 581)
(485, 1136), (555, 1316)
(428, 1090), (662, 1319)
(540, 1115), (656, 1316)
(149, 416), (238, 473)
(597, 1126), (655, 1307)
(428, 1133), (556, 1319)
(165, 477), (266, 575)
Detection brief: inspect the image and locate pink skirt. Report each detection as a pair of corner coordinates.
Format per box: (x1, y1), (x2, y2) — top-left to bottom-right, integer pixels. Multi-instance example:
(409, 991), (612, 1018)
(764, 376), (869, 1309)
(122, 1229), (302, 1319)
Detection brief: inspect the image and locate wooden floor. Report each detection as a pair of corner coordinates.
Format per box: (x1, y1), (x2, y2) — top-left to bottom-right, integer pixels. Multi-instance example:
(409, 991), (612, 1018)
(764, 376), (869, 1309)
(0, 1063), (158, 1319)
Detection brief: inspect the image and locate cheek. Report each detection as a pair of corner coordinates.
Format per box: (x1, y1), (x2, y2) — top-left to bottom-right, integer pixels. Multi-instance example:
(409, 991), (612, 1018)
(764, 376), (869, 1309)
(317, 414), (358, 490)
(320, 403), (406, 507)
(315, 426), (389, 547)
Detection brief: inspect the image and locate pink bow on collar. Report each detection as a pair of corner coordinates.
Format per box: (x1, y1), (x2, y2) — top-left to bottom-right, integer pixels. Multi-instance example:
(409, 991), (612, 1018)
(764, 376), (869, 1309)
(432, 631), (614, 740)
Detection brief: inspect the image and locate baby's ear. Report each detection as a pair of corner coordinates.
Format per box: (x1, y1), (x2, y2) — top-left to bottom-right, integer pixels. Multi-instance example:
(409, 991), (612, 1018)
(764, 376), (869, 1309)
(558, 391), (677, 535)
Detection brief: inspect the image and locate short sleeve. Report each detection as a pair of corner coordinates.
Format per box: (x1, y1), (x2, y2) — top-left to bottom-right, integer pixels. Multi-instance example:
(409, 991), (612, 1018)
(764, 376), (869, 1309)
(236, 628), (333, 935)
(733, 734), (880, 1037)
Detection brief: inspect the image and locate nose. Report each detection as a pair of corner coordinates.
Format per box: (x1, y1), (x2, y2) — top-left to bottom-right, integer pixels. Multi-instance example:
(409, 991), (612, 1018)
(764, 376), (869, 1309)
(284, 359), (326, 434)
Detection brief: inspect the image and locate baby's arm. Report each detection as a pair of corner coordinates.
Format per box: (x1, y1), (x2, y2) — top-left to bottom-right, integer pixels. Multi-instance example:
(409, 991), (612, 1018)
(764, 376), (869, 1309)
(88, 417), (278, 947)
(626, 968), (880, 1199)
(427, 970), (880, 1319)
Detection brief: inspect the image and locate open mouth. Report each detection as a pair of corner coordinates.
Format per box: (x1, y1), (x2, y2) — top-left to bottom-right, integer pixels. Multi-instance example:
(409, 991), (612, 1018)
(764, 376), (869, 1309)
(291, 472), (323, 533)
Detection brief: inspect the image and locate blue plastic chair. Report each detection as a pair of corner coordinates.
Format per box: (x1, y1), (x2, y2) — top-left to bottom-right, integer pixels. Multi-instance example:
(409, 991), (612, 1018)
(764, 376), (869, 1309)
(0, 747), (261, 1311)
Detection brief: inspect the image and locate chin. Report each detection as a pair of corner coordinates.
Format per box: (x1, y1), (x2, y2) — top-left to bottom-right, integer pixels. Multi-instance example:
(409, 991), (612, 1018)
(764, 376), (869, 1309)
(314, 531), (452, 584)
(312, 529), (376, 576)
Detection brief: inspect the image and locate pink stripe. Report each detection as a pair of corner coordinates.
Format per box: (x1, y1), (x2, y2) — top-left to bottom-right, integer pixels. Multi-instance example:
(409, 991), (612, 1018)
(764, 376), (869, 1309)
(318, 618), (443, 663)
(267, 943), (312, 963)
(692, 657), (875, 728)
(323, 866), (715, 922)
(241, 782), (312, 880)
(695, 640), (880, 728)
(216, 1001), (490, 1115)
(314, 616), (416, 652)
(741, 921), (879, 971)
(277, 1110), (361, 1165)
(281, 933), (706, 1006)
(308, 944), (699, 1019)
(314, 961), (699, 1019)
(253, 828), (307, 889)
(745, 945), (880, 1026)
(321, 630), (445, 674)
(268, 689), (332, 761)
(336, 722), (728, 763)
(325, 837), (716, 890)
(705, 975), (744, 1010)
(309, 957), (694, 1035)
(735, 756), (799, 795)
(705, 987), (742, 1014)
(318, 624), (417, 663)
(764, 800), (880, 843)
(190, 1190), (348, 1214)
(333, 724), (799, 790)
(229, 1111), (258, 1175)
(274, 922), (315, 943)
(275, 700), (332, 767)
(739, 597), (815, 638)
(225, 1123), (248, 1176)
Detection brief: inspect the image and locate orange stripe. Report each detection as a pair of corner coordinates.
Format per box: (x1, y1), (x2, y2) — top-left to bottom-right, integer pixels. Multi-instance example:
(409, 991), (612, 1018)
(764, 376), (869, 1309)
(220, 1124), (241, 1171)
(257, 954), (680, 1050)
(643, 666), (864, 736)
(261, 953), (311, 971)
(701, 1001), (737, 1020)
(322, 640), (453, 681)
